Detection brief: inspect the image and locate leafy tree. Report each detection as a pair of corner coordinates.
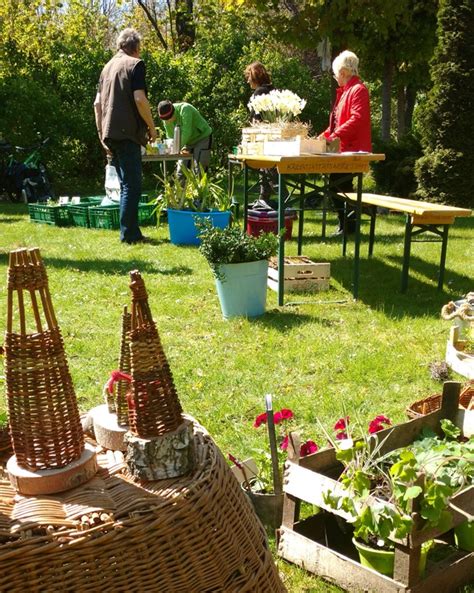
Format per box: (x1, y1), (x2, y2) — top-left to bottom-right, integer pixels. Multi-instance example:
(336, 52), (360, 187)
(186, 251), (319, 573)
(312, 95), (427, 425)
(415, 0), (474, 206)
(222, 0), (437, 142)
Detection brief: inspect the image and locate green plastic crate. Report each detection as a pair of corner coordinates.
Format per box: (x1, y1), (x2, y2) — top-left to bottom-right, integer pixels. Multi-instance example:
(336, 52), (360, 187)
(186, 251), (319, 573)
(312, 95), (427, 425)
(81, 196), (103, 205)
(28, 203), (71, 227)
(89, 205), (120, 230)
(67, 204), (91, 228)
(138, 203), (157, 226)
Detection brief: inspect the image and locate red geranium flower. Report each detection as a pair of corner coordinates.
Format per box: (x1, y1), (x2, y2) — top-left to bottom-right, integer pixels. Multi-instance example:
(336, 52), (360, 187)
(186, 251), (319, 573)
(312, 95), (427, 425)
(368, 415), (391, 434)
(334, 416), (350, 431)
(335, 431), (348, 440)
(273, 411), (283, 424)
(253, 412), (267, 428)
(300, 440), (318, 457)
(279, 408), (294, 420)
(280, 435), (289, 450)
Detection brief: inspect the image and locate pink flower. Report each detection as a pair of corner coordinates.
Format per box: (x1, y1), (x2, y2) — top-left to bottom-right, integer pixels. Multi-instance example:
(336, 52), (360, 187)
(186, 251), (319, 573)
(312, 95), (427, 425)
(334, 416), (350, 431)
(280, 435), (289, 450)
(253, 412), (267, 428)
(368, 415), (391, 434)
(274, 408), (294, 424)
(335, 431), (348, 440)
(273, 411), (283, 424)
(300, 440), (318, 457)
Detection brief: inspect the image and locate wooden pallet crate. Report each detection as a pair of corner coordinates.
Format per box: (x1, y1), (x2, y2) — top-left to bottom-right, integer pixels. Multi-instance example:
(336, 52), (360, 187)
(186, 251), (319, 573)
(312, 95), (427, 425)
(268, 256), (330, 293)
(277, 382), (474, 593)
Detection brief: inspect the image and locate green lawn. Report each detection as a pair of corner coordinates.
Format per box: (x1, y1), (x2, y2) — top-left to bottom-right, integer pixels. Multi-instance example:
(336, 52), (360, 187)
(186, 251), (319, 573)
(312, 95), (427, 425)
(0, 201), (472, 592)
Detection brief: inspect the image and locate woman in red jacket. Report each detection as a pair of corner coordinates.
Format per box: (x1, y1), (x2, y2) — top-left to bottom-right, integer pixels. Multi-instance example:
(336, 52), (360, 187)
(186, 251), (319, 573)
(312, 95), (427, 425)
(318, 50), (372, 235)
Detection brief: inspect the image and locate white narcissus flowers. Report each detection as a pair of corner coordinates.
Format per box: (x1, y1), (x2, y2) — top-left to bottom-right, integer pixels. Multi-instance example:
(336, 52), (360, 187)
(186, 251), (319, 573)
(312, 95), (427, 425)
(248, 89), (306, 123)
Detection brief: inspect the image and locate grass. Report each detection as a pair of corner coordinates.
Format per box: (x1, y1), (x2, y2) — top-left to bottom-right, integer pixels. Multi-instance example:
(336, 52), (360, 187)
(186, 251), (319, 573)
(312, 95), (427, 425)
(0, 200), (473, 592)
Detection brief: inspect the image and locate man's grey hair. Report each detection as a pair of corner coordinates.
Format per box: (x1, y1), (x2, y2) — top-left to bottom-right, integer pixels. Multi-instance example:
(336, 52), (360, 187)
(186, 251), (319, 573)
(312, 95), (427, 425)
(332, 50), (359, 77)
(116, 28), (142, 53)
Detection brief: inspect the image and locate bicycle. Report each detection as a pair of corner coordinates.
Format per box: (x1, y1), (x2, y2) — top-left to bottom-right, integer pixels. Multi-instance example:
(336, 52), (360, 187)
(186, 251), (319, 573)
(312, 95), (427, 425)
(0, 137), (54, 203)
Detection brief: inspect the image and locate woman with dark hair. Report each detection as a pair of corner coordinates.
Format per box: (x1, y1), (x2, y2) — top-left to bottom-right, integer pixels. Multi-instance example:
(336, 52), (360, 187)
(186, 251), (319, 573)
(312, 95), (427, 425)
(244, 62), (277, 209)
(245, 62), (274, 122)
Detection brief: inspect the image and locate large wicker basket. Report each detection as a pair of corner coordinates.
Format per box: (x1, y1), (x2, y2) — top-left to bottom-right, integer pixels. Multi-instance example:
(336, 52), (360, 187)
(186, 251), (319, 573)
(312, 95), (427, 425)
(406, 382), (473, 419)
(0, 422), (286, 593)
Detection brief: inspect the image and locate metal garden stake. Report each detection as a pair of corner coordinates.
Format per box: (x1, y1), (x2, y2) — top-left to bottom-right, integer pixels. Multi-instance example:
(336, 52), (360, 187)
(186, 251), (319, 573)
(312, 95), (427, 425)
(265, 394), (282, 495)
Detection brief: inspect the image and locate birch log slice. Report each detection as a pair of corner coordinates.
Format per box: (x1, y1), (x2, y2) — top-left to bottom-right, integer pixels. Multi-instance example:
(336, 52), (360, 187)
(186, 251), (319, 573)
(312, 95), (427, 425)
(125, 419), (195, 480)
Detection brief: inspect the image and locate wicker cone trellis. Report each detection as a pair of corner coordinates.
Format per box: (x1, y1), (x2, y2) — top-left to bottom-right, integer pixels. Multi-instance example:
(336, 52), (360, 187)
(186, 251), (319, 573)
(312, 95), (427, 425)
(125, 271), (193, 480)
(0, 424), (286, 593)
(4, 248), (97, 494)
(127, 271), (183, 437)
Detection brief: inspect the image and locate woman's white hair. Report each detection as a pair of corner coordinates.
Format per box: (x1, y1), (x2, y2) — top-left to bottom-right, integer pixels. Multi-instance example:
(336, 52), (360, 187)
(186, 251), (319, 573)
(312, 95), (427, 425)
(332, 50), (359, 76)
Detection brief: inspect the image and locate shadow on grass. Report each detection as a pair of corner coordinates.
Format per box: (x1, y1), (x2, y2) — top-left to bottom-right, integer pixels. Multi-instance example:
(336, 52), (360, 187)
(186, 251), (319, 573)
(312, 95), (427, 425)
(0, 252), (192, 277)
(328, 253), (471, 319)
(0, 215), (24, 224)
(251, 310), (316, 331)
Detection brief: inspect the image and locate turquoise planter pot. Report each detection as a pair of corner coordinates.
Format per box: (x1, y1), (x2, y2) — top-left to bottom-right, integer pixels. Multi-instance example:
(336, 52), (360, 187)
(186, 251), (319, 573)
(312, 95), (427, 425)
(215, 260), (268, 319)
(167, 209), (231, 245)
(454, 521), (474, 552)
(352, 538), (430, 577)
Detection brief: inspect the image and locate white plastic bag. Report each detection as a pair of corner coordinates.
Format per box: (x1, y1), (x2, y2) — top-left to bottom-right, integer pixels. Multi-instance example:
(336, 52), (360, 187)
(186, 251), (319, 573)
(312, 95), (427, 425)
(105, 164), (121, 202)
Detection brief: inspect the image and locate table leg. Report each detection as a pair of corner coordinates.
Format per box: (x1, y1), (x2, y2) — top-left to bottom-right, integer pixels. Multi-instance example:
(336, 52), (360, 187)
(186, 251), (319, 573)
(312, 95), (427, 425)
(278, 172), (285, 307)
(438, 224), (449, 290)
(298, 176), (305, 256)
(322, 175), (329, 239)
(369, 205), (377, 256)
(243, 164), (249, 232)
(342, 201), (348, 257)
(401, 215), (412, 293)
(352, 173), (363, 300)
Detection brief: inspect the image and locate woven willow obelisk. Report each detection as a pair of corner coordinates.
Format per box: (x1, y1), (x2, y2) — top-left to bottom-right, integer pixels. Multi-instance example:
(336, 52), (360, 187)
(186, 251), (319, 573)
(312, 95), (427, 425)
(5, 248), (97, 495)
(124, 270), (194, 480)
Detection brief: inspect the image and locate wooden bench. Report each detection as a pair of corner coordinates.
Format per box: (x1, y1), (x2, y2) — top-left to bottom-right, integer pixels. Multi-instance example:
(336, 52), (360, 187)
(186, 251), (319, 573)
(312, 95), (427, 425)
(344, 193), (472, 292)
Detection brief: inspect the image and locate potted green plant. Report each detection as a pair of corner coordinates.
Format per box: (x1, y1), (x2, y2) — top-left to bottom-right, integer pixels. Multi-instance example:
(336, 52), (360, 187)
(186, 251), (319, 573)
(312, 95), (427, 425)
(229, 395), (317, 532)
(321, 415), (473, 577)
(197, 219), (278, 319)
(154, 165), (232, 245)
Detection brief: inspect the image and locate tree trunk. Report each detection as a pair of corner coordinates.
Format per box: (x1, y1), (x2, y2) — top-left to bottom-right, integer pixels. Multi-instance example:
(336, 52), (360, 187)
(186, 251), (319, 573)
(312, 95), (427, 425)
(381, 58), (393, 142)
(176, 0), (195, 51)
(397, 85), (406, 140)
(404, 83), (416, 134)
(136, 0), (168, 50)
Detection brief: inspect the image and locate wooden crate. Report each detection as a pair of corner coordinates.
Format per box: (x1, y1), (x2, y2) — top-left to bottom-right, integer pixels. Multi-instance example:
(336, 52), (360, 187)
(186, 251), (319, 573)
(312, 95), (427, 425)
(241, 123), (308, 156)
(268, 256), (330, 293)
(277, 382), (474, 593)
(446, 326), (474, 380)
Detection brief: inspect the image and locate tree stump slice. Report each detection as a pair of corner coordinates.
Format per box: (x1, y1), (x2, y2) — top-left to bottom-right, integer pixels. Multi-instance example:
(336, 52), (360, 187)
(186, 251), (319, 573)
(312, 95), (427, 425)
(7, 442), (97, 495)
(124, 419), (195, 480)
(90, 404), (128, 451)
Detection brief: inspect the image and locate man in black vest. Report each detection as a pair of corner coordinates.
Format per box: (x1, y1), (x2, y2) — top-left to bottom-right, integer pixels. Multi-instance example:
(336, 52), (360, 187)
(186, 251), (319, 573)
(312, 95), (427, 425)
(94, 28), (157, 244)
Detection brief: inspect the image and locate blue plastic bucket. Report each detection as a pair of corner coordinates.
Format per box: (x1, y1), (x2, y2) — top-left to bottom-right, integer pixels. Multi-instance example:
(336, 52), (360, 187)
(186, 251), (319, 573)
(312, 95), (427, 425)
(215, 260), (268, 319)
(167, 209), (231, 245)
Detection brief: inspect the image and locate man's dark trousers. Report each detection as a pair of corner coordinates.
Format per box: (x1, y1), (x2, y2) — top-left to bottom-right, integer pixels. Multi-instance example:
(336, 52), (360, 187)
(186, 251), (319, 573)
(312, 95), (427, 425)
(106, 139), (143, 243)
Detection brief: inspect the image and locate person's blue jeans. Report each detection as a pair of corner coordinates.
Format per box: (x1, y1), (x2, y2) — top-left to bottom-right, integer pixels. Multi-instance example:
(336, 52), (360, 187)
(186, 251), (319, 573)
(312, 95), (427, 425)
(105, 139), (143, 243)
